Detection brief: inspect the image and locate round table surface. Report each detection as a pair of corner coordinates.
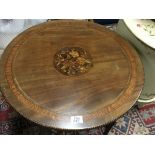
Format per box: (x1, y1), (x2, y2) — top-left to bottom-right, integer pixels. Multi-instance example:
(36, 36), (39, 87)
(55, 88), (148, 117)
(0, 20), (144, 130)
(124, 19), (155, 49)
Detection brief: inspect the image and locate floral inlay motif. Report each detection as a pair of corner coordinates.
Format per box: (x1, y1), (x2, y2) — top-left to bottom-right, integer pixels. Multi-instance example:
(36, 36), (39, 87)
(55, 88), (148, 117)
(54, 47), (93, 76)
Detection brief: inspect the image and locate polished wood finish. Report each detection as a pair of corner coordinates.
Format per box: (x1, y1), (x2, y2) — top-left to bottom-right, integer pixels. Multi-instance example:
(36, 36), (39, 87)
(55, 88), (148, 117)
(0, 20), (144, 130)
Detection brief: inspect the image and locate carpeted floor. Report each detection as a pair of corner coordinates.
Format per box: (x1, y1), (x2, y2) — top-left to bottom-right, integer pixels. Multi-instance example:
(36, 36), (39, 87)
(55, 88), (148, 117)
(108, 103), (155, 135)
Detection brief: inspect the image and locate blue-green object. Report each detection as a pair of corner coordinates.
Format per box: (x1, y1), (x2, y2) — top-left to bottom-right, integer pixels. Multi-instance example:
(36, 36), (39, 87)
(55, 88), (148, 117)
(94, 19), (119, 25)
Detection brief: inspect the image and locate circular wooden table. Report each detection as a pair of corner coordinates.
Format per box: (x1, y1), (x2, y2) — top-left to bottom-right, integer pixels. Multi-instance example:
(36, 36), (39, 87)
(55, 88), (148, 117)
(0, 20), (144, 130)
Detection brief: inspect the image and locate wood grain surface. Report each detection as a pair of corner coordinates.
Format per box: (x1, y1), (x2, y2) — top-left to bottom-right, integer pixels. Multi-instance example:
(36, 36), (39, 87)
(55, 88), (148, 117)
(0, 20), (144, 130)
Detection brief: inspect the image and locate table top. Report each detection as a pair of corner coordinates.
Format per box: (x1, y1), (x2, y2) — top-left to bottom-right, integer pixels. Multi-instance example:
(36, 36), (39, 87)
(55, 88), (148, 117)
(0, 20), (144, 130)
(124, 19), (155, 49)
